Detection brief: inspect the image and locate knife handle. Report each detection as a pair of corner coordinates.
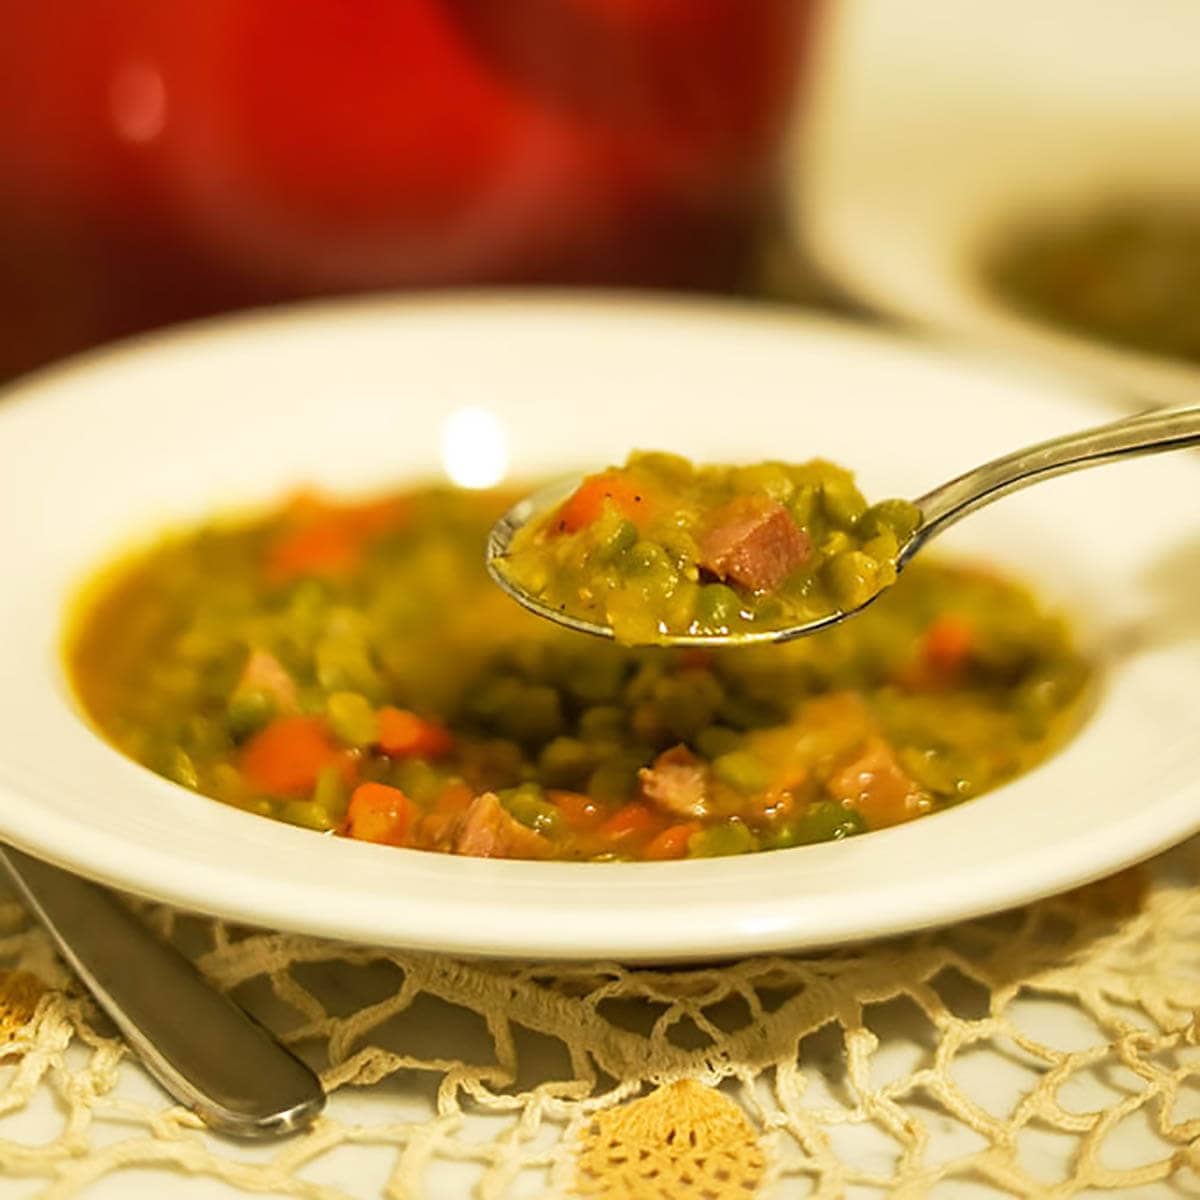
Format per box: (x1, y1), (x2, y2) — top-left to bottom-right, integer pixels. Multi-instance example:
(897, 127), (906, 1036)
(1, 846), (325, 1139)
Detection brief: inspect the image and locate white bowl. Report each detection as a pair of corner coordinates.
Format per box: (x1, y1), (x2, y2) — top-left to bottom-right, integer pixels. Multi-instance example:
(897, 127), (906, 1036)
(0, 293), (1197, 961)
(800, 0), (1200, 407)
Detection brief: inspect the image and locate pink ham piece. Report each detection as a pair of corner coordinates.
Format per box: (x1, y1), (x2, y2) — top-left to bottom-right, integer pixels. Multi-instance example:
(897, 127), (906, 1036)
(639, 745), (709, 818)
(825, 737), (929, 829)
(453, 792), (550, 859)
(698, 498), (811, 592)
(236, 648), (298, 712)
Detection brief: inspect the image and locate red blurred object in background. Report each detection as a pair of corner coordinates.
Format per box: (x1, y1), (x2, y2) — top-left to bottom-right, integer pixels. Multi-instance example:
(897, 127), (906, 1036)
(0, 0), (814, 378)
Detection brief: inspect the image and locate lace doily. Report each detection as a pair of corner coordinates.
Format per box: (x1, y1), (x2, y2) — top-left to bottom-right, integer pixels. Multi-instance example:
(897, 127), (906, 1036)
(1, 840), (1198, 1199)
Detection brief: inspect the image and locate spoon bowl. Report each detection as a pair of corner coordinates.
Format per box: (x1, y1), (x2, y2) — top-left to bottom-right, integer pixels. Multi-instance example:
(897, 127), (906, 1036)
(485, 476), (883, 645)
(487, 402), (1200, 645)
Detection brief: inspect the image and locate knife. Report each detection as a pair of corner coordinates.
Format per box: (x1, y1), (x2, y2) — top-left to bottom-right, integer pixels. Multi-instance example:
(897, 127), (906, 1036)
(1, 846), (325, 1138)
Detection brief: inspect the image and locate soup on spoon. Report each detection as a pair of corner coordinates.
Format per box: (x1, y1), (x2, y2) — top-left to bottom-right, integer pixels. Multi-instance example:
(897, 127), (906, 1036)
(491, 451), (919, 645)
(490, 404), (1200, 646)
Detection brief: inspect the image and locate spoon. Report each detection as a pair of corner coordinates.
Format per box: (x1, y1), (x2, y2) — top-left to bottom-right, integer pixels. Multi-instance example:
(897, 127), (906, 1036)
(1, 847), (325, 1138)
(487, 402), (1200, 645)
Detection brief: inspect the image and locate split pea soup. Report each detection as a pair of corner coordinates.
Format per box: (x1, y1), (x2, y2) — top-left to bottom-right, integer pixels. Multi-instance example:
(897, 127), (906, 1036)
(67, 481), (1091, 862)
(497, 452), (920, 643)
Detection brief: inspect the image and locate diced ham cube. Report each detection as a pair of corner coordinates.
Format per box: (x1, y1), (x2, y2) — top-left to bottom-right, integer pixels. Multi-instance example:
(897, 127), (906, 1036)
(826, 737), (929, 829)
(639, 745), (709, 818)
(453, 793), (550, 860)
(699, 498), (810, 592)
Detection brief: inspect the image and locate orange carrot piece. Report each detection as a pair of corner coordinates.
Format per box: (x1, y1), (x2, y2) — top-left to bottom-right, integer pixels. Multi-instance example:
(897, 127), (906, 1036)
(643, 822), (700, 861)
(267, 517), (360, 582)
(266, 495), (408, 583)
(554, 473), (651, 534)
(343, 496), (409, 537)
(922, 614), (974, 676)
(599, 802), (661, 843)
(548, 790), (604, 830)
(377, 707), (454, 759)
(240, 716), (345, 797)
(346, 782), (412, 846)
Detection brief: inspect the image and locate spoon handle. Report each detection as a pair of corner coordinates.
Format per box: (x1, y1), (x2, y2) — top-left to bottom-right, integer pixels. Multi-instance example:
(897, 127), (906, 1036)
(1, 846), (325, 1139)
(910, 402), (1200, 554)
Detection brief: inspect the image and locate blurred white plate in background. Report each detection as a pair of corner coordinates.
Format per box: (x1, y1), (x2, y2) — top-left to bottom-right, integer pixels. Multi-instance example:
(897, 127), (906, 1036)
(799, 0), (1200, 406)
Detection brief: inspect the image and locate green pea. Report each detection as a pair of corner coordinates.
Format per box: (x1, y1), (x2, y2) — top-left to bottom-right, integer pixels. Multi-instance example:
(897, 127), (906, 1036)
(826, 551), (882, 610)
(695, 584), (742, 632)
(461, 739), (525, 790)
(280, 800), (337, 832)
(788, 485), (818, 527)
(391, 758), (441, 804)
(500, 783), (561, 835)
(652, 672), (723, 740)
(625, 661), (664, 704)
(861, 530), (900, 566)
(819, 529), (853, 558)
(899, 746), (973, 799)
(794, 801), (865, 845)
(596, 515), (639, 562)
(712, 750), (770, 794)
(694, 725), (742, 760)
(468, 675), (524, 722)
(284, 579), (330, 627)
(538, 737), (595, 788)
(295, 686), (331, 717)
(210, 763), (247, 805)
(718, 693), (784, 731)
(181, 715), (229, 758)
(625, 540), (673, 576)
(587, 758), (641, 802)
(226, 688), (274, 740)
(858, 498), (922, 541)
(762, 823), (805, 850)
(504, 684), (565, 745)
(820, 479), (867, 529)
(312, 764), (349, 819)
(165, 747), (199, 790)
(326, 691), (378, 747)
(689, 820), (758, 857)
(470, 676), (565, 745)
(733, 462), (794, 503)
(315, 636), (382, 698)
(579, 705), (626, 742)
(505, 639), (556, 678)
(567, 656), (627, 705)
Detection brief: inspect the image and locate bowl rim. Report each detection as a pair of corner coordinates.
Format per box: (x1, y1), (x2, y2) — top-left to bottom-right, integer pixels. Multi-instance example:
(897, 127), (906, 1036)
(1, 290), (1198, 962)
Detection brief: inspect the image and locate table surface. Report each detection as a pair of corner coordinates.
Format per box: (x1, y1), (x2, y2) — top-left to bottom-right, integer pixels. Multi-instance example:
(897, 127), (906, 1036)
(0, 838), (1198, 1200)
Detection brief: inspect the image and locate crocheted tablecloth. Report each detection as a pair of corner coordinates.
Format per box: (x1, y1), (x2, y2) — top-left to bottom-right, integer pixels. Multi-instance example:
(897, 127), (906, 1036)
(0, 839), (1198, 1200)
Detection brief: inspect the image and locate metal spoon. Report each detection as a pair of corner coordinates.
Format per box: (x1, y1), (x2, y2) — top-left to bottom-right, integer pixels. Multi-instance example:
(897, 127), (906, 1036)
(487, 402), (1200, 645)
(1, 847), (325, 1138)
